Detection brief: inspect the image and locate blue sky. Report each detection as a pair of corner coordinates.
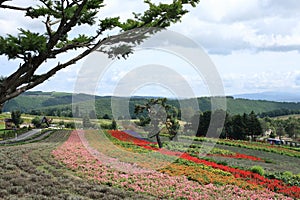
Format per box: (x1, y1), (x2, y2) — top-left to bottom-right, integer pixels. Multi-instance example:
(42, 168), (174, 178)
(1, 0), (300, 97)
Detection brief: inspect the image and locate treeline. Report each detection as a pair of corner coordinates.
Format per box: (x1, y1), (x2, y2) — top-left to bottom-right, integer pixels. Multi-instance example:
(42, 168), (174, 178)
(27, 106), (113, 120)
(182, 109), (300, 140)
(5, 91), (300, 117)
(259, 108), (300, 118)
(260, 117), (300, 140)
(184, 110), (262, 140)
(28, 106), (73, 118)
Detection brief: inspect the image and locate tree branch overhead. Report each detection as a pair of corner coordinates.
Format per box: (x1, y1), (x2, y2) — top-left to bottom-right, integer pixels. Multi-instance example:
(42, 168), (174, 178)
(0, 0), (200, 111)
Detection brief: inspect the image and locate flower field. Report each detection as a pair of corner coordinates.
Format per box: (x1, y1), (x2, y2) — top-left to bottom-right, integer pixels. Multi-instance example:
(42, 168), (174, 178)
(0, 130), (149, 199)
(52, 130), (300, 199)
(108, 130), (300, 198)
(1, 127), (298, 199)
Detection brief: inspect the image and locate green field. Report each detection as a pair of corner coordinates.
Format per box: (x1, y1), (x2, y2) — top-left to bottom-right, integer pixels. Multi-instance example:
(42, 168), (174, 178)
(0, 122), (4, 130)
(273, 114), (300, 120)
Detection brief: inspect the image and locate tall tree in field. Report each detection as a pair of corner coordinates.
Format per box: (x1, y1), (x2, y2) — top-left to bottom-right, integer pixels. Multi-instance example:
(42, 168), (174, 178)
(135, 98), (180, 148)
(0, 0), (200, 112)
(197, 111), (211, 137)
(231, 114), (247, 140)
(165, 106), (180, 141)
(246, 111), (262, 141)
(285, 118), (300, 140)
(11, 110), (23, 128)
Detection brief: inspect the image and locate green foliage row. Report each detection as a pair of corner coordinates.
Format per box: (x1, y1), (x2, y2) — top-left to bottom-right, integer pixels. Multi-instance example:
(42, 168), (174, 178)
(250, 165), (265, 176)
(0, 130), (53, 146)
(179, 135), (300, 158)
(163, 141), (234, 156)
(0, 127), (30, 141)
(249, 165), (300, 187)
(100, 120), (117, 130)
(266, 171), (300, 187)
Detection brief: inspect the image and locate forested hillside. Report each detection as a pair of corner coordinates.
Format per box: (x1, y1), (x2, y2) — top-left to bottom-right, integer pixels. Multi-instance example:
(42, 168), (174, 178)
(3, 91), (300, 118)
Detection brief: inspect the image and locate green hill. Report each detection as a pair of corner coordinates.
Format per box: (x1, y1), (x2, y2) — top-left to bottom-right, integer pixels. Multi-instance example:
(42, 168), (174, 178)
(3, 91), (300, 118)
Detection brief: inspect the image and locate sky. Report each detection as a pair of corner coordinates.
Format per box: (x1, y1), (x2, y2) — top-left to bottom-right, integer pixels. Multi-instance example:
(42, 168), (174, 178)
(1, 0), (300, 98)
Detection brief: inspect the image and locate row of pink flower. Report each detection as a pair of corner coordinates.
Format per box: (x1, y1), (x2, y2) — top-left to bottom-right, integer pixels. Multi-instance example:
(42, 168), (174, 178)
(52, 130), (292, 200)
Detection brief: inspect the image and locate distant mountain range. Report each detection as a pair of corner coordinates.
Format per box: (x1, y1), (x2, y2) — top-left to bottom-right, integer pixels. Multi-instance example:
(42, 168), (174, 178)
(233, 91), (300, 102)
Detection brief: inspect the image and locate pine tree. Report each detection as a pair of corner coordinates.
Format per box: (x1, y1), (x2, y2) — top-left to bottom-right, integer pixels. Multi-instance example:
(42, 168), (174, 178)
(0, 0), (200, 111)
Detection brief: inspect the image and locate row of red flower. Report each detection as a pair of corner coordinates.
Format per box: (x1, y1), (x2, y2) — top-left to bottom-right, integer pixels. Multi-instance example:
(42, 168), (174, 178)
(108, 130), (300, 199)
(208, 153), (262, 161)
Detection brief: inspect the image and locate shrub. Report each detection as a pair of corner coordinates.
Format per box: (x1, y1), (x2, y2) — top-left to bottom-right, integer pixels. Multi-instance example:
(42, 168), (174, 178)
(31, 117), (42, 128)
(283, 171), (293, 177)
(100, 119), (118, 130)
(0, 189), (8, 197)
(250, 165), (265, 176)
(65, 122), (75, 129)
(111, 119), (117, 130)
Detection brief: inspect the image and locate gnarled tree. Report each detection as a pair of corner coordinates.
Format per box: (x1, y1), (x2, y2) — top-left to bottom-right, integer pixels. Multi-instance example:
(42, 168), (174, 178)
(0, 0), (200, 111)
(135, 98), (180, 148)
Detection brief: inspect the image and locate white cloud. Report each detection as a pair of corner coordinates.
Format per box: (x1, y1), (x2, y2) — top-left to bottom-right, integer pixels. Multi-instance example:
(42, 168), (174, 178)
(222, 70), (300, 94)
(224, 71), (300, 93)
(171, 0), (300, 54)
(2, 0), (300, 97)
(193, 0), (262, 23)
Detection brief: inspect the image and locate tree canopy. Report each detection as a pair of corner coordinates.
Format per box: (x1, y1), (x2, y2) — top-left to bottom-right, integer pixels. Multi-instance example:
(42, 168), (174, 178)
(11, 110), (23, 128)
(135, 98), (180, 148)
(0, 0), (200, 111)
(185, 110), (263, 140)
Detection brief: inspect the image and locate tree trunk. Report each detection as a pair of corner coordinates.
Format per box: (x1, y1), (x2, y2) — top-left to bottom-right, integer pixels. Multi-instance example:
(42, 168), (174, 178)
(170, 131), (178, 141)
(172, 133), (178, 142)
(156, 134), (163, 148)
(0, 103), (3, 113)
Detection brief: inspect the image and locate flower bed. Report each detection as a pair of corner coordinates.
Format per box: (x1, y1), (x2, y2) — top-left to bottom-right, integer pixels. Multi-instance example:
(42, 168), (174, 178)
(209, 152), (262, 161)
(108, 130), (300, 199)
(53, 130), (292, 200)
(160, 162), (260, 190)
(180, 135), (300, 158)
(164, 141), (263, 161)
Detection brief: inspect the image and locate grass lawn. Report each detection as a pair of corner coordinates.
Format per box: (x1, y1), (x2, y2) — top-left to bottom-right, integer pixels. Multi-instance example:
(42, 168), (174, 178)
(13, 114), (113, 128)
(0, 113), (10, 120)
(0, 122), (5, 130)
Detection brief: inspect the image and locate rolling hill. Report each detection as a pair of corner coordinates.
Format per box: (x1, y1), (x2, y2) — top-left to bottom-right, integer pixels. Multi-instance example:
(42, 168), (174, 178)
(3, 91), (300, 118)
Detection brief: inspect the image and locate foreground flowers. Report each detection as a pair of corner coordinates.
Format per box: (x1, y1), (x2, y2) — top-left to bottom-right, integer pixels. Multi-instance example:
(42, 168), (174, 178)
(52, 130), (292, 199)
(108, 130), (300, 199)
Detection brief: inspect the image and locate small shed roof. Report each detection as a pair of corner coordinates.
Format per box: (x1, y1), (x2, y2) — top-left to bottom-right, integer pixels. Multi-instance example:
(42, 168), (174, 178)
(4, 118), (13, 122)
